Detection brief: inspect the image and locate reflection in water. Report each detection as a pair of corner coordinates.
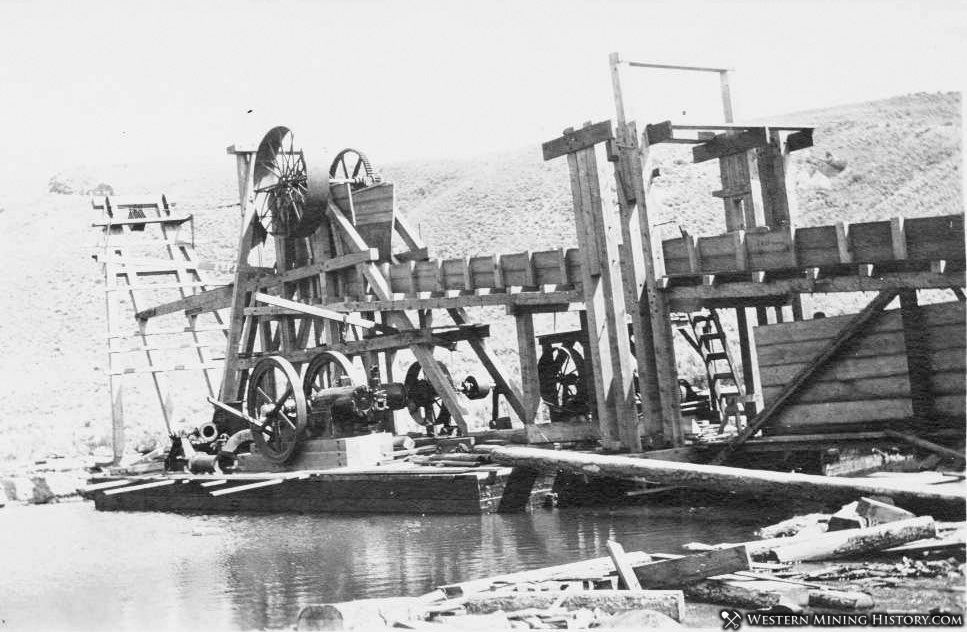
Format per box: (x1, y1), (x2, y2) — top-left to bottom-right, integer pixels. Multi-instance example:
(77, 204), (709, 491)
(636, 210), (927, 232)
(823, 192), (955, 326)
(1, 501), (774, 631)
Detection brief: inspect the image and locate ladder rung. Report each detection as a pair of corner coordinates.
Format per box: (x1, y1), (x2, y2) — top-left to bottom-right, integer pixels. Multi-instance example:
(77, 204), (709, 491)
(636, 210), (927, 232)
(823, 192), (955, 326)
(705, 352), (729, 362)
(105, 282), (224, 292)
(109, 342), (219, 353)
(711, 372), (737, 383)
(94, 240), (198, 249)
(110, 362), (222, 376)
(698, 333), (724, 344)
(92, 215), (192, 228)
(108, 325), (230, 339)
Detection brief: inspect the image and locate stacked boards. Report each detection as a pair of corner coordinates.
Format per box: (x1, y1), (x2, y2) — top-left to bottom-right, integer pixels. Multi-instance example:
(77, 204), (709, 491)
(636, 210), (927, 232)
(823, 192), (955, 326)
(753, 301), (965, 434)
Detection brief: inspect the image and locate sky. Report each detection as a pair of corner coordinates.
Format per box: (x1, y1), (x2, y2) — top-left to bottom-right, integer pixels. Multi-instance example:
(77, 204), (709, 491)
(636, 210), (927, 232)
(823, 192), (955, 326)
(0, 0), (964, 189)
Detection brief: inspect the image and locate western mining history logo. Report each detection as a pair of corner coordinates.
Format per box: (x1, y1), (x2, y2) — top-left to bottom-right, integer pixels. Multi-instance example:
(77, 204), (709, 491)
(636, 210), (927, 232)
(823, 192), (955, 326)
(720, 610), (964, 629)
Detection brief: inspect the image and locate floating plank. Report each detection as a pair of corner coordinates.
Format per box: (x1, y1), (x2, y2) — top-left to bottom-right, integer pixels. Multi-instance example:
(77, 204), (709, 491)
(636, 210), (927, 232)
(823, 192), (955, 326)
(462, 591), (685, 622)
(770, 516), (937, 562)
(476, 444), (967, 514)
(209, 478), (286, 496)
(102, 479), (175, 495)
(542, 120), (614, 161)
(633, 546), (751, 589)
(606, 540), (644, 590)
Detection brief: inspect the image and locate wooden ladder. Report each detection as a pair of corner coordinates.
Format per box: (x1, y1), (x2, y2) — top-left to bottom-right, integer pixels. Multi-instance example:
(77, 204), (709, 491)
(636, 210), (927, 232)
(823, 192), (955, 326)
(684, 310), (744, 426)
(92, 195), (228, 463)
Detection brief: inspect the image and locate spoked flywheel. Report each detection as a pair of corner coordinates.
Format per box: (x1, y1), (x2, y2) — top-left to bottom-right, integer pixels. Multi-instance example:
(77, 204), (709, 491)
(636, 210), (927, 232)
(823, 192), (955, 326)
(245, 356), (308, 464)
(302, 350), (365, 399)
(404, 361), (456, 436)
(329, 148), (381, 189)
(252, 126), (330, 239)
(537, 345), (590, 417)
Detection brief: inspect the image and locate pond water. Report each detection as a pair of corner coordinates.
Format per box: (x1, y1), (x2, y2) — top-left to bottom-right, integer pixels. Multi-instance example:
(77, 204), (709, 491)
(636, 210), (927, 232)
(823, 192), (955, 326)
(1, 499), (778, 631)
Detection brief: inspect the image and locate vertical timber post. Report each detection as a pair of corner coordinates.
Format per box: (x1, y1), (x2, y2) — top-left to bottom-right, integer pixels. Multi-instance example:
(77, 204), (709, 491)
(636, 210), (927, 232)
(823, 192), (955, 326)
(609, 53), (663, 445)
(543, 122), (639, 451)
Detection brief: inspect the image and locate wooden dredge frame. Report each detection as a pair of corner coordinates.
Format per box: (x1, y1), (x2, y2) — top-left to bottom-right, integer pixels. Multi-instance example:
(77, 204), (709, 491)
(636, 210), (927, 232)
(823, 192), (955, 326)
(98, 54), (966, 466)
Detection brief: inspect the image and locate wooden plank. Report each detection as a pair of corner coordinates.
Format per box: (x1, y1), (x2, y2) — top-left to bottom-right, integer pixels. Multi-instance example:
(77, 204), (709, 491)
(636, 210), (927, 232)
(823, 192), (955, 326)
(478, 444), (966, 514)
(542, 120), (614, 161)
(768, 399), (914, 432)
(633, 546), (751, 589)
(606, 541), (643, 590)
(762, 375), (912, 404)
(252, 292), (382, 330)
(883, 430), (965, 464)
(389, 261), (416, 294)
(209, 478), (286, 496)
(102, 479), (176, 495)
(759, 355), (909, 388)
(714, 290), (898, 462)
(693, 128), (768, 163)
(513, 311), (540, 422)
(899, 290), (934, 421)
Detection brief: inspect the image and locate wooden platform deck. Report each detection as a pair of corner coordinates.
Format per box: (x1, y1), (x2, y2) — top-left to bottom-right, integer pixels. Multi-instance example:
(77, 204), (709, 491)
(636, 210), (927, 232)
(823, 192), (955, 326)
(83, 463), (555, 515)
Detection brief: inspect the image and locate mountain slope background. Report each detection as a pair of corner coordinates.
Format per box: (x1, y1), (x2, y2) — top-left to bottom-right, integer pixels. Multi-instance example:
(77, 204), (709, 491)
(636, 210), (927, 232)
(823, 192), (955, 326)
(0, 92), (960, 462)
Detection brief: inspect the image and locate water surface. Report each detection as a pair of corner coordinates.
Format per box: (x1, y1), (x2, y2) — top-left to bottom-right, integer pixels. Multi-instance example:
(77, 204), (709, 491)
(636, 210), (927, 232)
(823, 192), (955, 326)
(1, 500), (774, 631)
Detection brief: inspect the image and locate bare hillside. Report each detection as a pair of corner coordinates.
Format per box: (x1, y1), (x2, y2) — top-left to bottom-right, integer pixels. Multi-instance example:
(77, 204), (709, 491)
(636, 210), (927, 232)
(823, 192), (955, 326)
(0, 92), (960, 462)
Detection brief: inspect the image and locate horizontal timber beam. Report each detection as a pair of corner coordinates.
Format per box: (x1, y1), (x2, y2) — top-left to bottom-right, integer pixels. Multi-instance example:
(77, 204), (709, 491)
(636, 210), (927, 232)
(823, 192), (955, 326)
(663, 270), (965, 308)
(323, 290), (584, 313)
(542, 121), (614, 161)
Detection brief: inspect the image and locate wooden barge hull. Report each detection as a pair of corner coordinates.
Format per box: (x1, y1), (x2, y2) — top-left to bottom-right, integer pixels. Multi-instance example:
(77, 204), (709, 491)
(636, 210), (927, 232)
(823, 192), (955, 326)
(86, 466), (555, 515)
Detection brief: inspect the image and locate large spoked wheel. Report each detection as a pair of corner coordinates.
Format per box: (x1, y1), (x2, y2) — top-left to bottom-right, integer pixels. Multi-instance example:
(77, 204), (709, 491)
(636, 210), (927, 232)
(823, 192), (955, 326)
(246, 356), (308, 464)
(252, 126), (329, 238)
(303, 350), (365, 398)
(538, 345), (589, 418)
(404, 361), (456, 436)
(329, 148), (381, 189)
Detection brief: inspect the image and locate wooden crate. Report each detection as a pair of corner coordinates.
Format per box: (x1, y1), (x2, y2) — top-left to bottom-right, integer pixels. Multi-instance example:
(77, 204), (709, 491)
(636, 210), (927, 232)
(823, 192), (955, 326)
(794, 224), (850, 267)
(697, 232), (746, 273)
(848, 219), (904, 263)
(661, 235), (698, 275)
(904, 214), (965, 262)
(745, 227), (796, 271)
(532, 249), (567, 286)
(441, 257), (471, 292)
(500, 251), (535, 288)
(469, 255), (501, 290)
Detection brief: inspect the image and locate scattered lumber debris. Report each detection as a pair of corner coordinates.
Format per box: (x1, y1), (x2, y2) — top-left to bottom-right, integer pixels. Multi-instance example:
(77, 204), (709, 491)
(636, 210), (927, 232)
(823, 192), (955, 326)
(758, 512), (830, 539)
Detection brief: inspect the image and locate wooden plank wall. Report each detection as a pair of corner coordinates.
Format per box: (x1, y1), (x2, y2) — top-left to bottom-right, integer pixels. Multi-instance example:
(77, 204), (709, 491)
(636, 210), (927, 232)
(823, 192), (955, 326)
(662, 214), (964, 276)
(754, 300), (965, 434)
